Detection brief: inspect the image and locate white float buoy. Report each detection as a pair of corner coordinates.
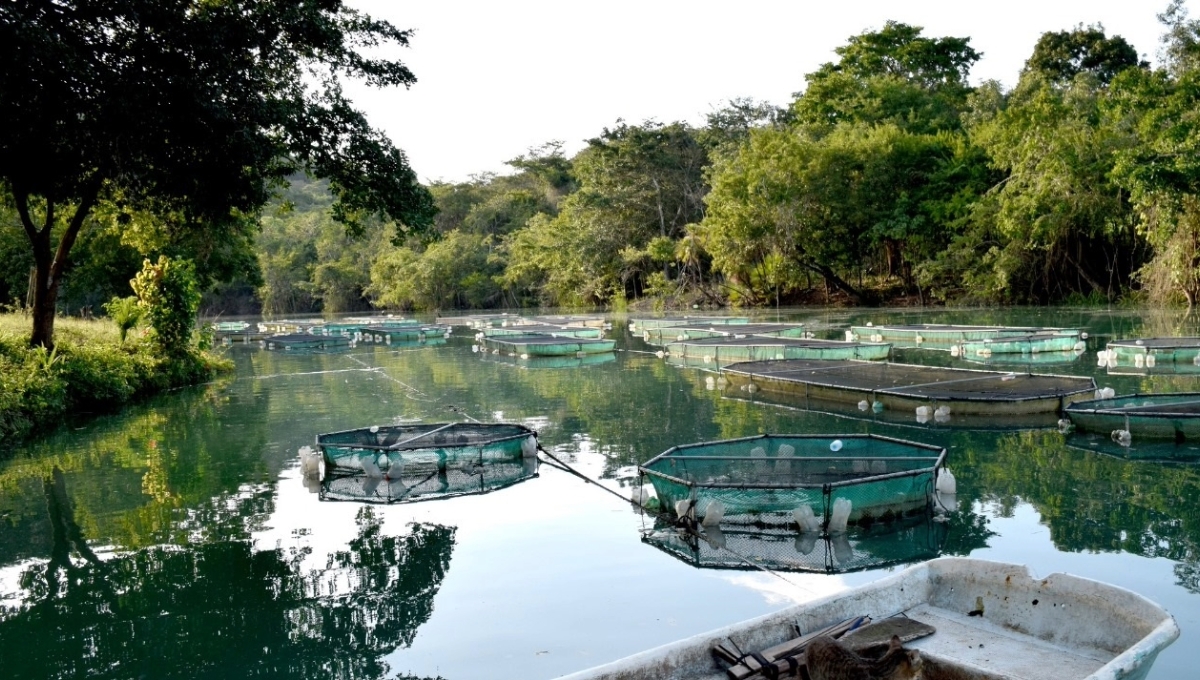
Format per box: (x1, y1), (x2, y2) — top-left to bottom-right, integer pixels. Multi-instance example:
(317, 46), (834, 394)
(1112, 429), (1132, 447)
(829, 439), (843, 452)
(655, 350), (665, 359)
(360, 452), (384, 478)
(858, 400), (870, 411)
(675, 498), (696, 521)
(828, 498), (852, 533)
(845, 330), (855, 342)
(1057, 418), (1073, 433)
(299, 446), (322, 478)
(700, 499), (725, 526)
(936, 467), (957, 494)
(872, 401), (884, 413)
(950, 344), (960, 357)
(705, 376), (715, 390)
(1134, 354), (1145, 368)
(1146, 354), (1157, 368)
(793, 505), (821, 533)
(775, 444), (795, 474)
(1080, 332), (1089, 340)
(369, 425), (380, 434)
(915, 405), (931, 418)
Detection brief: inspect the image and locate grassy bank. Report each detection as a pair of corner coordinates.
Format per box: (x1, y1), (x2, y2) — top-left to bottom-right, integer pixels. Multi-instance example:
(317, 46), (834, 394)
(0, 314), (232, 441)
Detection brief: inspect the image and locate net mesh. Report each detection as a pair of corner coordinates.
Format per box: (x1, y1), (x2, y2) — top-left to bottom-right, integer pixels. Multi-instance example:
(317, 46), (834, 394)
(725, 359), (1093, 401)
(641, 435), (941, 527)
(321, 458), (538, 504)
(642, 514), (947, 574)
(318, 423), (534, 473)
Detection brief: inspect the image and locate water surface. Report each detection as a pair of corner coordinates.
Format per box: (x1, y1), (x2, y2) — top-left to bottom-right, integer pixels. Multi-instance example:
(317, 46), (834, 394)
(2, 308), (1200, 679)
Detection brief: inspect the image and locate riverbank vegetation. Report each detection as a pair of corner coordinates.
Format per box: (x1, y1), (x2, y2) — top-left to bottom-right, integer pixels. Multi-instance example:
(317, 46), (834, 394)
(0, 312), (231, 441)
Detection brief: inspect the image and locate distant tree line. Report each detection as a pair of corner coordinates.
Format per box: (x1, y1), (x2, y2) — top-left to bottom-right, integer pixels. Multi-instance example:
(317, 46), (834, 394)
(10, 3), (1200, 317)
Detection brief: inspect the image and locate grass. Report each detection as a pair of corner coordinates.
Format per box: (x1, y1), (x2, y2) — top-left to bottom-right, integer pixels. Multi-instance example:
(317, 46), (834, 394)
(0, 312), (232, 442)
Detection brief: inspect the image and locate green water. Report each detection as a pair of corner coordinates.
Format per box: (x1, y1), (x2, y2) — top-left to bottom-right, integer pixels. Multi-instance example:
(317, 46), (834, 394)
(2, 307), (1200, 679)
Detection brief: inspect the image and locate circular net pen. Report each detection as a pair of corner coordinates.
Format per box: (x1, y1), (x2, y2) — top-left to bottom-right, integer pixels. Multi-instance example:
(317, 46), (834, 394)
(316, 422), (538, 479)
(721, 359), (1096, 416)
(320, 457), (539, 504)
(641, 512), (948, 574)
(639, 434), (946, 531)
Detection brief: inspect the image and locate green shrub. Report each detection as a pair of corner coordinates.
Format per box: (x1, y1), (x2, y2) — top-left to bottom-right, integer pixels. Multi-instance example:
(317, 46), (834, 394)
(132, 256), (201, 358)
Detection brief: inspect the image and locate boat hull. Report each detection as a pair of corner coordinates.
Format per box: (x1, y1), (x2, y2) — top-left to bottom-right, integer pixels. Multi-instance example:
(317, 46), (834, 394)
(559, 557), (1178, 680)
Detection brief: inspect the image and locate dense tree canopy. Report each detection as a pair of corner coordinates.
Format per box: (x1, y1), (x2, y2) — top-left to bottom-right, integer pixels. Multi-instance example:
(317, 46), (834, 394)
(16, 10), (1200, 318)
(0, 0), (434, 345)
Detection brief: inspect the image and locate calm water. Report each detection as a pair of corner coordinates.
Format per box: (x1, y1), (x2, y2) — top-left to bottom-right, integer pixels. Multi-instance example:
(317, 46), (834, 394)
(3, 308), (1200, 679)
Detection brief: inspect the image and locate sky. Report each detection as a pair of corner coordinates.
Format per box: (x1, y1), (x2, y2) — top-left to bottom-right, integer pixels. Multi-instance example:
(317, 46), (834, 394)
(345, 1), (1194, 184)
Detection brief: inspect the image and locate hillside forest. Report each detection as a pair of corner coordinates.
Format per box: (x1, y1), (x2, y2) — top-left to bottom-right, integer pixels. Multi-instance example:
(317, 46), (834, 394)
(8, 6), (1200, 315)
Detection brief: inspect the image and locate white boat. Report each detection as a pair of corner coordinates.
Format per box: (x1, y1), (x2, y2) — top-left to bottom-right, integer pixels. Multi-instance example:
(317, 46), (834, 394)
(558, 557), (1178, 680)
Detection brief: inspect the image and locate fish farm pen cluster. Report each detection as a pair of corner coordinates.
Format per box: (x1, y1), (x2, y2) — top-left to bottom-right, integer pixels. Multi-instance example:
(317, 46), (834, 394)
(194, 311), (1200, 679)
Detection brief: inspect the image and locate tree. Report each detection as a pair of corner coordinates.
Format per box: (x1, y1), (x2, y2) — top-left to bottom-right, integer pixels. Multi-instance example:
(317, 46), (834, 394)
(1025, 25), (1145, 85)
(792, 21), (980, 135)
(0, 0), (436, 348)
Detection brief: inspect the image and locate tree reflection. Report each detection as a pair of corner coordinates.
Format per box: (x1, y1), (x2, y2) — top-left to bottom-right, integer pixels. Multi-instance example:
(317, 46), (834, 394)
(0, 473), (454, 680)
(966, 429), (1200, 592)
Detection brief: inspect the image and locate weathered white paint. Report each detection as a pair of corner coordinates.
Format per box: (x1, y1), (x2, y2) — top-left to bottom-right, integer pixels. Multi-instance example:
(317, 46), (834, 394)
(555, 558), (1179, 680)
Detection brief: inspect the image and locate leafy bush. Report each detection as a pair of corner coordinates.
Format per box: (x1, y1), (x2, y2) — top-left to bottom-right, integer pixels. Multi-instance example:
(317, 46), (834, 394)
(132, 256), (201, 357)
(0, 314), (231, 441)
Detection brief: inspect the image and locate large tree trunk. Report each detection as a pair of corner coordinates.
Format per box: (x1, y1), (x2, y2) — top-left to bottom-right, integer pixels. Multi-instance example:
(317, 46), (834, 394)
(14, 184), (100, 349)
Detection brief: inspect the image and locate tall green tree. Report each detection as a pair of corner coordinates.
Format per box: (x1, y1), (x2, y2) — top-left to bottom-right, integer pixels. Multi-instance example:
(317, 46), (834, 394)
(1025, 25), (1144, 85)
(1103, 3), (1200, 305)
(792, 21), (980, 135)
(0, 0), (435, 348)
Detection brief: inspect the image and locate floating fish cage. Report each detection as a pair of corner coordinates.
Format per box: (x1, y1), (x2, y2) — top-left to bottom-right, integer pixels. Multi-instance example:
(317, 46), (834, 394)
(317, 422), (538, 477)
(1064, 393), (1200, 442)
(639, 434), (946, 530)
(722, 359), (1095, 415)
(629, 316), (751, 332)
(848, 324), (1082, 349)
(642, 512), (947, 574)
(356, 324), (450, 343)
(664, 337), (890, 366)
(480, 351), (616, 369)
(481, 325), (604, 339)
(647, 323), (809, 344)
(1103, 337), (1200, 370)
(960, 349), (1084, 368)
(261, 333), (352, 351)
(481, 335), (616, 357)
(320, 457), (539, 504)
(958, 332), (1086, 356)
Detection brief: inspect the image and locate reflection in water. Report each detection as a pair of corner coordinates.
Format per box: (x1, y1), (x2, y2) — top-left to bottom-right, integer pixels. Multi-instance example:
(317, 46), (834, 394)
(641, 509), (990, 574)
(320, 457), (539, 504)
(968, 429), (1200, 593)
(0, 473), (454, 680)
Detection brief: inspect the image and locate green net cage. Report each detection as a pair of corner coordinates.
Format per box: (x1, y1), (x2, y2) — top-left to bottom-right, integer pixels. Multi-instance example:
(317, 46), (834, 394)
(317, 422), (538, 477)
(640, 434), (945, 530)
(320, 457), (539, 504)
(642, 512), (948, 574)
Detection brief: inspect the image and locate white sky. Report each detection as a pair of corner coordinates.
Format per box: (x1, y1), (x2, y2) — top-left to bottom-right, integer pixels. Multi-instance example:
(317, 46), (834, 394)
(345, 1), (1192, 184)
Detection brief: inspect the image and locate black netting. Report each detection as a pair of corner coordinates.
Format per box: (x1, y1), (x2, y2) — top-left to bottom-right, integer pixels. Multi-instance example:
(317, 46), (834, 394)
(321, 458), (538, 504)
(725, 359), (1094, 401)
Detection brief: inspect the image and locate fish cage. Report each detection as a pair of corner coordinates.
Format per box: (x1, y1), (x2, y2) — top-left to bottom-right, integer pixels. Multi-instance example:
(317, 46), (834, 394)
(642, 512), (947, 574)
(481, 335), (616, 356)
(664, 337), (890, 366)
(1064, 393), (1200, 442)
(1103, 338), (1200, 369)
(722, 359), (1095, 415)
(320, 456), (539, 504)
(958, 332), (1086, 356)
(262, 333), (352, 351)
(316, 422), (538, 478)
(639, 434), (946, 529)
